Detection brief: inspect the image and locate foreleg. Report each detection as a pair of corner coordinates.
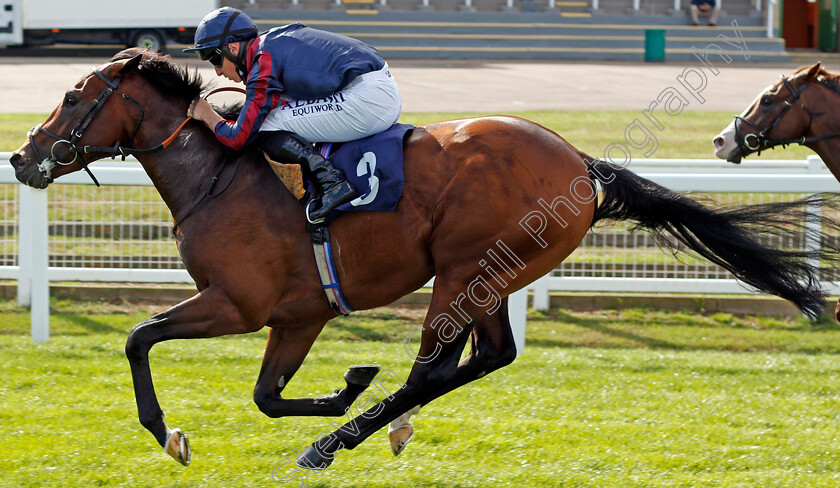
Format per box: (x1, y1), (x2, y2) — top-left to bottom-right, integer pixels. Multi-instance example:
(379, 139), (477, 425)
(253, 323), (381, 418)
(124, 286), (263, 465)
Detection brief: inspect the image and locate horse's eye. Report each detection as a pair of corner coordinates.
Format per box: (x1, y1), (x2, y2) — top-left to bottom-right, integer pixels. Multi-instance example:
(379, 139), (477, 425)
(64, 94), (78, 107)
(761, 95), (773, 106)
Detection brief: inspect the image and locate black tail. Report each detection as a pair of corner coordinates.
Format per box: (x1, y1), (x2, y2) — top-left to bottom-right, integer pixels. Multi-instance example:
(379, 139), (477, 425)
(589, 159), (840, 319)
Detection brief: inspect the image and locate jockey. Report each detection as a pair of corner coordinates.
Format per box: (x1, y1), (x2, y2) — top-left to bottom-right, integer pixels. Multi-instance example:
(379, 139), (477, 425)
(184, 7), (402, 223)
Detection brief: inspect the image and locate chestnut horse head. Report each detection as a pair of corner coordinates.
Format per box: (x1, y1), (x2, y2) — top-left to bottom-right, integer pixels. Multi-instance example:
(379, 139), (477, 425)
(11, 49), (204, 190)
(714, 62), (840, 321)
(713, 63), (840, 171)
(11, 49), (840, 471)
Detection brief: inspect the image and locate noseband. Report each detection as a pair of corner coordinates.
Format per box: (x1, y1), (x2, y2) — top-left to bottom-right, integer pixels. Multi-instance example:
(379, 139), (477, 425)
(733, 74), (840, 156)
(28, 68), (190, 187)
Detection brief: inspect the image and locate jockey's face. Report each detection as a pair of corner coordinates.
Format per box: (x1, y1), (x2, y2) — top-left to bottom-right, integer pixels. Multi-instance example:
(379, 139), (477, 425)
(214, 42), (242, 83)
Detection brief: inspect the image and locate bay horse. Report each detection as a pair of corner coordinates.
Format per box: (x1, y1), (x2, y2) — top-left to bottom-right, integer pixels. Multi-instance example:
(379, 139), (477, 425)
(11, 49), (840, 471)
(713, 62), (840, 320)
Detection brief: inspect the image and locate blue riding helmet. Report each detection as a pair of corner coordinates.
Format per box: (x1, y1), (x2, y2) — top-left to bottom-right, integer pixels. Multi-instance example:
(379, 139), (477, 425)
(183, 7), (258, 63)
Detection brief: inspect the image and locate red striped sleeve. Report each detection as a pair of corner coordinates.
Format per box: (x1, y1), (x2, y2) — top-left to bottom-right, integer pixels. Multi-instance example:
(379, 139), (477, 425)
(214, 52), (276, 151)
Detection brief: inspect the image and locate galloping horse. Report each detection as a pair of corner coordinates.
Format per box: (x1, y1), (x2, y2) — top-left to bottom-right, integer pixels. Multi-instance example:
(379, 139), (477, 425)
(11, 49), (840, 471)
(713, 62), (840, 320)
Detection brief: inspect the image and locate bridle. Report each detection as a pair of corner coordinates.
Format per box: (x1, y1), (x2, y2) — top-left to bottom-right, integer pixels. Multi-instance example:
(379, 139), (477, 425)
(27, 67), (194, 186)
(733, 74), (840, 156)
(26, 61), (248, 231)
(29, 68), (173, 186)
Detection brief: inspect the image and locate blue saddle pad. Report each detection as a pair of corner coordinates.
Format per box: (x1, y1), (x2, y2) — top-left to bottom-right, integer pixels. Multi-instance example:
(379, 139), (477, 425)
(308, 123), (414, 223)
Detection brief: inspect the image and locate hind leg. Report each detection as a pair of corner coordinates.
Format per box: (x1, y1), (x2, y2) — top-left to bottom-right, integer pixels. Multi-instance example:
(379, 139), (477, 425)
(253, 324), (382, 418)
(387, 297), (518, 456)
(429, 297), (518, 392)
(296, 288), (517, 470)
(387, 405), (421, 456)
(835, 298), (840, 323)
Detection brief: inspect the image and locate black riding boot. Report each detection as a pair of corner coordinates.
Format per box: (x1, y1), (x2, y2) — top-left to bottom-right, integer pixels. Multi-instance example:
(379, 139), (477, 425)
(259, 131), (358, 223)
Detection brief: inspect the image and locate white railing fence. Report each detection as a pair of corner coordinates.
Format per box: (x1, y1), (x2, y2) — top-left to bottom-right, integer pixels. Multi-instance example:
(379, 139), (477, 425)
(2, 154), (839, 345)
(278, 0), (773, 23)
(277, 0), (777, 37)
(296, 1), (568, 9)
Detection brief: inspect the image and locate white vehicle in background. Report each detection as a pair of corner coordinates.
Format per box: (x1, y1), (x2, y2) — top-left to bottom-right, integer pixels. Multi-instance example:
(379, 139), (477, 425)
(0, 0), (217, 51)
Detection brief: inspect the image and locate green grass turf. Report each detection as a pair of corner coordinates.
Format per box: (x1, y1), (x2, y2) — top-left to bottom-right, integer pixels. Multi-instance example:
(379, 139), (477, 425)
(0, 108), (831, 487)
(1, 110), (817, 161)
(1, 301), (839, 487)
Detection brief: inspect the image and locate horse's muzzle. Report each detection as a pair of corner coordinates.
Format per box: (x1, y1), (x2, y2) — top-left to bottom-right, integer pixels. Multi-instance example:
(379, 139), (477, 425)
(9, 151), (30, 173)
(726, 150), (743, 165)
(713, 130), (744, 165)
(10, 152), (51, 189)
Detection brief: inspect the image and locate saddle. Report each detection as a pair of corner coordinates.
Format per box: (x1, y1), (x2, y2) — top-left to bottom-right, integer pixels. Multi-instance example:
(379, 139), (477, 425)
(264, 154), (306, 201)
(262, 123), (414, 316)
(263, 123), (413, 223)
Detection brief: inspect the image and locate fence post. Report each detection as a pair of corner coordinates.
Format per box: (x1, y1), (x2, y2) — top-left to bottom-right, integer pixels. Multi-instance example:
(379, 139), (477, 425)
(29, 188), (49, 343)
(509, 288), (527, 355)
(805, 195), (822, 282)
(17, 185), (31, 308)
(805, 155), (823, 282)
(532, 273), (550, 311)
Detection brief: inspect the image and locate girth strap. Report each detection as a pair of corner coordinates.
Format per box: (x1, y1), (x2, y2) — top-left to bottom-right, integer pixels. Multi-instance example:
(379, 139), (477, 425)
(311, 226), (354, 316)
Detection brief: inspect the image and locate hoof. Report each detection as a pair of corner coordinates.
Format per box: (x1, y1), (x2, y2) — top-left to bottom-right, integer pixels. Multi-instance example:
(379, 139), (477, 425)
(295, 445), (334, 471)
(164, 428), (191, 466)
(344, 364), (381, 386)
(388, 425), (414, 457)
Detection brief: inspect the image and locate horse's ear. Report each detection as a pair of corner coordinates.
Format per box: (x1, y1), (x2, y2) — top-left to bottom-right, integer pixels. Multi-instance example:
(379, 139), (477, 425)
(805, 62), (822, 80)
(110, 53), (143, 77)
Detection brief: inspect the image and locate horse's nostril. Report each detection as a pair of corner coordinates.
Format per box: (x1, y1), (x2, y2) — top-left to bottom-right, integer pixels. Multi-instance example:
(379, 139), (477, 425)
(9, 153), (24, 171)
(713, 137), (724, 149)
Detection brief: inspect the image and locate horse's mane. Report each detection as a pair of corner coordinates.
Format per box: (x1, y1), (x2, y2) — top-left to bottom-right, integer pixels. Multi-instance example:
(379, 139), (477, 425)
(110, 48), (205, 103)
(109, 48), (244, 122)
(793, 64), (840, 94)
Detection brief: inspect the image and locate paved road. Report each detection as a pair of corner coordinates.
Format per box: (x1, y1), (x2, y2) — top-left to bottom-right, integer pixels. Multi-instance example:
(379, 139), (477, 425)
(0, 56), (815, 115)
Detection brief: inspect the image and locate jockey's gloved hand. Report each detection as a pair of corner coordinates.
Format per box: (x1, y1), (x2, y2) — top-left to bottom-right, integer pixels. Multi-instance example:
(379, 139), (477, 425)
(188, 97), (224, 131)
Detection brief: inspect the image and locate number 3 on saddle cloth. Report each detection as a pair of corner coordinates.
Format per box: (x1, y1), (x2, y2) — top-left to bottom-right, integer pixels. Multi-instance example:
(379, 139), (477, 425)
(266, 123), (413, 222)
(265, 123), (415, 316)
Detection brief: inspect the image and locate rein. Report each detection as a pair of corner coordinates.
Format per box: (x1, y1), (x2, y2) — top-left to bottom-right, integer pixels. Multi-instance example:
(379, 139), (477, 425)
(80, 85), (246, 159)
(172, 157), (242, 235)
(169, 86), (247, 234)
(734, 75), (840, 156)
(30, 67), (246, 186)
(32, 66), (249, 233)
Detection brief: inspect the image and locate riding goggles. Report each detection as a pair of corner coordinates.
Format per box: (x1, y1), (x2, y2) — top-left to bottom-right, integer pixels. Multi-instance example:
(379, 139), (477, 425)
(198, 48), (225, 68)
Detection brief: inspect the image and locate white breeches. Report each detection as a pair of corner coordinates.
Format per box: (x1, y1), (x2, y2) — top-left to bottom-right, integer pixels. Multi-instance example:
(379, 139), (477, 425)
(260, 64), (402, 143)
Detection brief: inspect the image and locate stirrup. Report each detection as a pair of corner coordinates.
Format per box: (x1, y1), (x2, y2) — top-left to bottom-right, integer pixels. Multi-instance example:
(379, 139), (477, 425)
(305, 200), (326, 225)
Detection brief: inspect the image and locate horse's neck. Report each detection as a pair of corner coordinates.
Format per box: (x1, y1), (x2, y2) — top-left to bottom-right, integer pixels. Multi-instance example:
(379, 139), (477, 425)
(802, 85), (840, 180)
(134, 126), (229, 221)
(812, 139), (840, 182)
(808, 113), (840, 181)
